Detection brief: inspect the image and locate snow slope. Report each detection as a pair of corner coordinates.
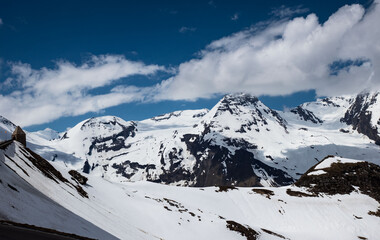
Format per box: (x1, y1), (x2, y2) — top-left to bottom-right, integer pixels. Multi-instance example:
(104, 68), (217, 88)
(32, 128), (60, 141)
(0, 141), (117, 239)
(0, 142), (379, 240)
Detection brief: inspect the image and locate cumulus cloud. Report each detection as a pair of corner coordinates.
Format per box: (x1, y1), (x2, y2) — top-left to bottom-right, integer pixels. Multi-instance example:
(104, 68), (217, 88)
(179, 26), (197, 33)
(0, 55), (164, 126)
(155, 2), (380, 100)
(2, 2), (380, 127)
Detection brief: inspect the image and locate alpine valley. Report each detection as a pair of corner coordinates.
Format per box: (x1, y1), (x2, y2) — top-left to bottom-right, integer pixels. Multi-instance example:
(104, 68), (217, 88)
(0, 91), (380, 240)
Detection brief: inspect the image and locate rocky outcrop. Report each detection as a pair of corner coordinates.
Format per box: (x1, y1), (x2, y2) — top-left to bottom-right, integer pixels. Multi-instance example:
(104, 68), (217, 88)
(112, 161), (156, 179)
(290, 106), (323, 124)
(296, 156), (380, 202)
(69, 170), (88, 185)
(226, 220), (259, 240)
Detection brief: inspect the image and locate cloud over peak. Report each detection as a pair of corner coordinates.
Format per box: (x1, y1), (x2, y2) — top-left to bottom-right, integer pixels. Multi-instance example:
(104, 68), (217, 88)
(156, 3), (379, 100)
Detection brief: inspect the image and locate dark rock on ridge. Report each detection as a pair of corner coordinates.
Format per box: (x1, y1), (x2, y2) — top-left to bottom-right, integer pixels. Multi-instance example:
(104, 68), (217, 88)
(296, 156), (380, 202)
(290, 106), (323, 124)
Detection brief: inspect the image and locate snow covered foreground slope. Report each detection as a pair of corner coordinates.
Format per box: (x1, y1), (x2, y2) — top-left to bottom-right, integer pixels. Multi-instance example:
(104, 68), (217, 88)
(19, 91), (380, 188)
(0, 141), (117, 239)
(0, 142), (379, 240)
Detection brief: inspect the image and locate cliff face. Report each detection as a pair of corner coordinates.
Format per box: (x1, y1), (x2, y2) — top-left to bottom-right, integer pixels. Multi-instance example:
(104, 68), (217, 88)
(341, 92), (380, 145)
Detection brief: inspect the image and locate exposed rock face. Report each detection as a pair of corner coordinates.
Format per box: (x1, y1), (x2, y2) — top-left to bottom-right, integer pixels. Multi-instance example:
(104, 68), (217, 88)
(296, 156), (380, 202)
(180, 133), (294, 187)
(226, 220), (259, 240)
(151, 112), (182, 121)
(86, 120), (136, 156)
(341, 92), (380, 145)
(69, 170), (88, 185)
(112, 161), (156, 179)
(82, 160), (91, 174)
(290, 106), (323, 124)
(322, 97), (343, 107)
(183, 133), (261, 187)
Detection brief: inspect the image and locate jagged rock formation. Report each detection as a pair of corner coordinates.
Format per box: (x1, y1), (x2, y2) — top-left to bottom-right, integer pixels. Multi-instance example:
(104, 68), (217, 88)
(69, 170), (88, 185)
(290, 106), (323, 124)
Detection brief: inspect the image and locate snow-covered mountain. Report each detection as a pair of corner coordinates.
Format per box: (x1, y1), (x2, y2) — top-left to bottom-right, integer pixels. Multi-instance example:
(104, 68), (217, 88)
(1, 91), (380, 239)
(1, 140), (379, 239)
(2, 91), (378, 188)
(32, 128), (60, 141)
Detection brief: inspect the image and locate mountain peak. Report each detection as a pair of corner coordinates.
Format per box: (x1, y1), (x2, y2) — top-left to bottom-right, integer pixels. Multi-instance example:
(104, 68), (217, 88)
(212, 93), (262, 117)
(221, 93), (259, 106)
(203, 92), (288, 135)
(33, 128), (60, 141)
(79, 116), (133, 131)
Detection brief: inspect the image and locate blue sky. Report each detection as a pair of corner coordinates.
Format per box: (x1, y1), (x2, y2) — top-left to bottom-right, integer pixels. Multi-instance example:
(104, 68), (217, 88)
(0, 0), (378, 132)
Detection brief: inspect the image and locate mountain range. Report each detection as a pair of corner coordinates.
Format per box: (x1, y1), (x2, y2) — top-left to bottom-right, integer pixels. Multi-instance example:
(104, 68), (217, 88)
(0, 91), (379, 239)
(3, 91), (379, 187)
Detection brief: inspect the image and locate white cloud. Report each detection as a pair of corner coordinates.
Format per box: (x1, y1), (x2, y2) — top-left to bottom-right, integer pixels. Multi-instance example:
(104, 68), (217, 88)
(231, 13), (239, 21)
(0, 18), (3, 25)
(179, 26), (197, 33)
(0, 55), (164, 126)
(2, 2), (380, 127)
(270, 5), (309, 18)
(155, 2), (380, 100)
